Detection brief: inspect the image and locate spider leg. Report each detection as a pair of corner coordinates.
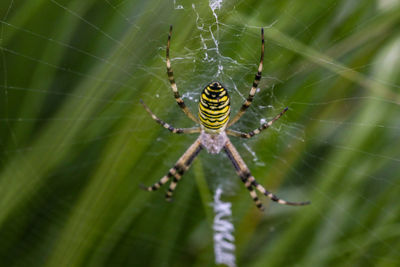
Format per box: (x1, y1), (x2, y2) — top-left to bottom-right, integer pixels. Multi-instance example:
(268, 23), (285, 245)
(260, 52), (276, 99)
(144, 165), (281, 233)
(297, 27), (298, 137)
(140, 100), (201, 134)
(224, 139), (310, 210)
(166, 25), (199, 123)
(141, 137), (203, 201)
(165, 138), (202, 201)
(140, 170), (174, 191)
(223, 140), (264, 210)
(241, 178), (264, 210)
(251, 180), (310, 206)
(228, 28), (264, 127)
(226, 107), (288, 138)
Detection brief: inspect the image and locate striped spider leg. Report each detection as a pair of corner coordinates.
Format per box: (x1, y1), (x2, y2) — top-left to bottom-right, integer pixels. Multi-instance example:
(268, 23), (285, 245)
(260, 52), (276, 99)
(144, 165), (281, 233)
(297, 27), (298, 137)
(140, 100), (200, 135)
(224, 139), (310, 211)
(141, 137), (202, 201)
(226, 107), (289, 138)
(227, 28), (264, 127)
(140, 100), (201, 200)
(166, 25), (199, 124)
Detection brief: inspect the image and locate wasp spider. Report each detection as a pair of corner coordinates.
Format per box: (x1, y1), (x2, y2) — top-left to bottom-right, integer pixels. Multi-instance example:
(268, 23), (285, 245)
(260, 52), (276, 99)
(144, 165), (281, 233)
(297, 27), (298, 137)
(140, 26), (310, 211)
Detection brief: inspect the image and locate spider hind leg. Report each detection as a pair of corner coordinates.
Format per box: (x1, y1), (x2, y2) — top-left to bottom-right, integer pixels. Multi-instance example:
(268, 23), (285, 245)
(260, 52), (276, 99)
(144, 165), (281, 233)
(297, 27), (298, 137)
(166, 26), (198, 123)
(228, 27), (264, 127)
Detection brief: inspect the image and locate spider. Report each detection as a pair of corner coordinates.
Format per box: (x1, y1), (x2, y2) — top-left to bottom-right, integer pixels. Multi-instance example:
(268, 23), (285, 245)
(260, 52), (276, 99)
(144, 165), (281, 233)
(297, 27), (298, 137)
(140, 26), (310, 211)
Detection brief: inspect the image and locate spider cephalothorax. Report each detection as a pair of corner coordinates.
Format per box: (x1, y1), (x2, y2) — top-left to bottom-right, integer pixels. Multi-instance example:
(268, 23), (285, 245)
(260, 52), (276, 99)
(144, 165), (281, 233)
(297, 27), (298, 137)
(140, 26), (310, 210)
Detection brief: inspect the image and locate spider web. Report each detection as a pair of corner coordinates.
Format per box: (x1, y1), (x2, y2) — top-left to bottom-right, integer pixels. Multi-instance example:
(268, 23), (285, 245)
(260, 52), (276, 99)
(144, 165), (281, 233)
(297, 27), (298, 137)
(0, 0), (400, 266)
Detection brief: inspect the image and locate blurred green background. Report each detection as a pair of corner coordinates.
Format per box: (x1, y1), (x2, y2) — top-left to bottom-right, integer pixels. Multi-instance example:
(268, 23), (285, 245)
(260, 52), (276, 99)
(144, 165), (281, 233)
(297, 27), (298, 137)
(1, 0), (400, 266)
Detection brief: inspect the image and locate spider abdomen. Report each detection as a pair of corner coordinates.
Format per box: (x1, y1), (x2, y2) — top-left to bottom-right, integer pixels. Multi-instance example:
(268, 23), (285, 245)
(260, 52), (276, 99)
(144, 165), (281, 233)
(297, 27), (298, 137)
(198, 82), (230, 133)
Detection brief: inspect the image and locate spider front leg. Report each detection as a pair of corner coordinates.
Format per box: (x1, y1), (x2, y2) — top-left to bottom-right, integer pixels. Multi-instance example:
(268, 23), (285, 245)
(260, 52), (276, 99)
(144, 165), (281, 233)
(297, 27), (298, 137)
(140, 100), (201, 134)
(224, 139), (310, 210)
(226, 107), (288, 138)
(141, 137), (203, 201)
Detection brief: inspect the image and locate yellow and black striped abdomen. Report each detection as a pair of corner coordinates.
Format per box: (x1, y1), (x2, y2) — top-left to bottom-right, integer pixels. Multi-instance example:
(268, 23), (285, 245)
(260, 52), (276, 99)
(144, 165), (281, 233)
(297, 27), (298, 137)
(198, 82), (230, 133)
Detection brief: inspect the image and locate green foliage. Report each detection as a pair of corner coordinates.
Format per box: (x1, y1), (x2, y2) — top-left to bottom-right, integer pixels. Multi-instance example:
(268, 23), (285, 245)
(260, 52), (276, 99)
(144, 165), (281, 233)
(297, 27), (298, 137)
(0, 0), (399, 266)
